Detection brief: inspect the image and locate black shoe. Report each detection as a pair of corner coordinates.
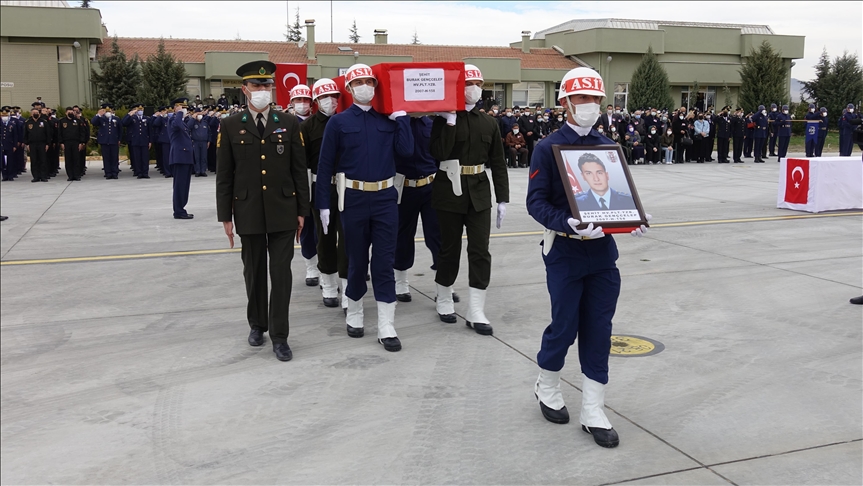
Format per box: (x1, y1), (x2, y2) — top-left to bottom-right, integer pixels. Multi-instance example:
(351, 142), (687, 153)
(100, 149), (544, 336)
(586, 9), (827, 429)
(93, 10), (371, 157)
(40, 178), (48, 182)
(140, 174), (150, 179)
(248, 328), (265, 346)
(31, 178), (39, 183)
(0, 216), (8, 221)
(535, 393), (570, 424)
(452, 292), (460, 303)
(200, 172), (207, 177)
(396, 293), (412, 303)
(67, 178), (74, 181)
(582, 425), (620, 448)
(365, 273), (371, 281)
(322, 297), (339, 307)
(164, 175), (172, 178)
(439, 313), (457, 323)
(466, 321), (493, 335)
(379, 337), (402, 352)
(74, 178), (81, 181)
(174, 214), (194, 219)
(273, 342), (293, 361)
(851, 296), (863, 305)
(305, 277), (319, 287)
(347, 325), (364, 338)
(194, 173), (201, 177)
(769, 153), (776, 157)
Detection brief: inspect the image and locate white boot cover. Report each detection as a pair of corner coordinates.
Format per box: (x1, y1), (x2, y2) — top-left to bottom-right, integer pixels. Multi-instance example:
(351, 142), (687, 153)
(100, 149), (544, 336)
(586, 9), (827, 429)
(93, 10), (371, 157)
(465, 287), (489, 324)
(436, 284), (454, 315)
(340, 278), (349, 309)
(580, 375), (613, 429)
(376, 301), (397, 339)
(305, 255), (321, 279)
(395, 269), (410, 295)
(321, 273), (339, 299)
(535, 369), (566, 411)
(346, 297), (364, 330)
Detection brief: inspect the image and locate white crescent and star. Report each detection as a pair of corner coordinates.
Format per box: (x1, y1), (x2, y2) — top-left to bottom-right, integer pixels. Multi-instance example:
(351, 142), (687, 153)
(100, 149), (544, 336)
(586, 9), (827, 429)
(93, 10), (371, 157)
(282, 72), (300, 89)
(791, 166), (805, 189)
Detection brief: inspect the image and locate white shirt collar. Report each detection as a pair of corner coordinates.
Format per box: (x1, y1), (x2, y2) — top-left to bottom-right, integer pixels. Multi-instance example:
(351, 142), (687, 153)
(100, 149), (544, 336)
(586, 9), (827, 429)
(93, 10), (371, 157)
(465, 103), (476, 111)
(567, 121), (592, 136)
(591, 189), (610, 206)
(250, 107), (270, 120)
(355, 103), (372, 112)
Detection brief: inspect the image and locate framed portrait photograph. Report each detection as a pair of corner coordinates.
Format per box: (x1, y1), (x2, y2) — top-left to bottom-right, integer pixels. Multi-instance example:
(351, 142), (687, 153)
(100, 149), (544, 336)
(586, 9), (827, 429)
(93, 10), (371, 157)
(552, 144), (649, 231)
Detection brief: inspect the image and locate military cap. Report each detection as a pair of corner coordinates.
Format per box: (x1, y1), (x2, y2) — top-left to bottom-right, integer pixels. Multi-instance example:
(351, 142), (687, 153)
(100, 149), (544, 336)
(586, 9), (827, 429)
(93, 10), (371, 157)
(100, 102), (113, 109)
(808, 103), (816, 110)
(12, 106), (20, 110)
(770, 103), (777, 109)
(782, 105), (789, 110)
(758, 105), (765, 111)
(820, 107), (828, 113)
(236, 60), (276, 85)
(847, 103), (856, 109)
(64, 106), (73, 112)
(193, 107), (203, 113)
(31, 101), (44, 108)
(0, 106), (9, 115)
(171, 97), (189, 107)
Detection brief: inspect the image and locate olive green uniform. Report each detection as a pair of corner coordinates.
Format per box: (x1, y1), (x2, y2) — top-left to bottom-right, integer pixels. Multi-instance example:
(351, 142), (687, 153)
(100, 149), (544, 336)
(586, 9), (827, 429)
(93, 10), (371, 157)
(216, 108), (310, 344)
(429, 106), (509, 289)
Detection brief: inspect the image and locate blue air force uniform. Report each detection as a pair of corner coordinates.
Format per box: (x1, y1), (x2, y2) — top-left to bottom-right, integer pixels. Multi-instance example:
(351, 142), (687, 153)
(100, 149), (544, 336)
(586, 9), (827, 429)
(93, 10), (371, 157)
(775, 111), (792, 160)
(188, 113), (210, 175)
(526, 124), (621, 384)
(840, 108), (859, 156)
(315, 105), (414, 303)
(92, 109), (121, 178)
(752, 109), (768, 162)
(804, 111), (820, 158)
(121, 110), (151, 178)
(1, 109), (21, 181)
(151, 113), (172, 177)
(168, 107), (194, 218)
(394, 116), (442, 273)
(816, 110), (829, 157)
(207, 114), (219, 172)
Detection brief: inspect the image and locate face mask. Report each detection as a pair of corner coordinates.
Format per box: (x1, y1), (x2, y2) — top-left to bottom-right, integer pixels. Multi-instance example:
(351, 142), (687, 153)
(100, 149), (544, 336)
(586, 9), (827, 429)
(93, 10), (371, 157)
(598, 128), (604, 133)
(177, 108), (187, 117)
(137, 111), (143, 117)
(662, 117), (667, 121)
(772, 108), (777, 112)
(650, 130), (656, 134)
(667, 130), (672, 135)
(513, 129), (519, 134)
(542, 117), (548, 122)
(651, 112), (656, 117)
(567, 101), (601, 128)
(317, 97), (337, 116)
(196, 115), (203, 121)
(293, 102), (310, 116)
(634, 114), (641, 119)
(679, 115), (684, 120)
(221, 114), (228, 119)
(248, 89), (272, 110)
(351, 84), (375, 104)
(1, 117), (7, 123)
(464, 85), (482, 105)
(850, 109), (855, 113)
(66, 113), (74, 118)
(762, 110), (767, 115)
(614, 110), (620, 114)
(506, 112), (512, 117)
(493, 109), (499, 114)
(611, 127), (616, 132)
(628, 128), (634, 133)
(606, 110), (613, 115)
(557, 117), (563, 122)
(783, 110), (788, 114)
(822, 113), (827, 117)
(810, 109), (815, 112)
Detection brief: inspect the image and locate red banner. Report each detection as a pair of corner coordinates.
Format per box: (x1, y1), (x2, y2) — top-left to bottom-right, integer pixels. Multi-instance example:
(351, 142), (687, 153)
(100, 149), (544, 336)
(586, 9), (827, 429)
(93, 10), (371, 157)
(274, 63), (307, 107)
(784, 158), (810, 204)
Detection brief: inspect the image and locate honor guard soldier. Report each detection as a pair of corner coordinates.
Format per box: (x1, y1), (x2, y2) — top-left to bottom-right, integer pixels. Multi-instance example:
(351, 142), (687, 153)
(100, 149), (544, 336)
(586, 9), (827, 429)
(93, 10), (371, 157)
(301, 78), (347, 309)
(730, 108), (746, 163)
(73, 106), (90, 176)
(526, 66), (649, 449)
(58, 107), (87, 181)
(291, 83), (321, 287)
(2, 107), (21, 181)
(840, 103), (858, 156)
(92, 104), (122, 179)
(816, 107), (829, 157)
(151, 106), (172, 177)
(752, 105), (768, 163)
(10, 107), (25, 177)
(122, 103), (151, 178)
(315, 63), (414, 352)
(767, 103), (779, 157)
(775, 105), (792, 161)
(24, 105), (52, 182)
(189, 107), (210, 177)
(206, 107), (220, 173)
(715, 106), (730, 163)
(429, 64), (509, 335)
(803, 104), (820, 157)
(43, 107), (60, 178)
(168, 98), (194, 219)
(216, 61), (310, 362)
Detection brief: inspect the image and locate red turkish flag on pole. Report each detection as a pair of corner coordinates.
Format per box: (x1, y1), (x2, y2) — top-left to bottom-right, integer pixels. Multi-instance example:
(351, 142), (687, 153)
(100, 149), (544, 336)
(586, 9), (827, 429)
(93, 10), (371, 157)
(784, 158), (810, 204)
(274, 63), (308, 107)
(563, 153), (584, 194)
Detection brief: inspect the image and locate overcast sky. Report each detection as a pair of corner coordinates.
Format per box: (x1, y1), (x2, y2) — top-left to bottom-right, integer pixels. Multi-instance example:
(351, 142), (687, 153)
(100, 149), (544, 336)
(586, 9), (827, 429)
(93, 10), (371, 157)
(94, 1), (861, 81)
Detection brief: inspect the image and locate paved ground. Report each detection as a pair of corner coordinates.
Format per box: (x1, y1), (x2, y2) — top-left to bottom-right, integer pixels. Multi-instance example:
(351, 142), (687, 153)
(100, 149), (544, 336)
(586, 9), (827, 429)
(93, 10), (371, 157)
(1, 154), (861, 485)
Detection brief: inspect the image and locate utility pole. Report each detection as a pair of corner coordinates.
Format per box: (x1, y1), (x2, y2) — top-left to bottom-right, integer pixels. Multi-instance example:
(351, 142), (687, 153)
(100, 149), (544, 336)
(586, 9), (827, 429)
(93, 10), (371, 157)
(330, 0), (333, 42)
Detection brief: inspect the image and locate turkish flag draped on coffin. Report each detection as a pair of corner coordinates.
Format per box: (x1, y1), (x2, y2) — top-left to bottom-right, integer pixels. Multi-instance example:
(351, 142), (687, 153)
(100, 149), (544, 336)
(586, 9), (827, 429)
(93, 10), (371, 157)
(784, 158), (810, 204)
(274, 63), (308, 106)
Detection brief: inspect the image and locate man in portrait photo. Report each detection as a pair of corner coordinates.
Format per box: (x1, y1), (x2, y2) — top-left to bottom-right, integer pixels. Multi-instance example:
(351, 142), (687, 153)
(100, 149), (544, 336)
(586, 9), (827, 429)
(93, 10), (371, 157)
(574, 152), (635, 210)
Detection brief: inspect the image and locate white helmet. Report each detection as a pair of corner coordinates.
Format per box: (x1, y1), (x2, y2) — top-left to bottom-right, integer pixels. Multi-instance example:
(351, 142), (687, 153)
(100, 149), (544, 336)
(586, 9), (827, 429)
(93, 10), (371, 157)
(345, 63), (376, 85)
(289, 84), (312, 102)
(558, 67), (605, 100)
(312, 78), (340, 101)
(464, 64), (483, 83)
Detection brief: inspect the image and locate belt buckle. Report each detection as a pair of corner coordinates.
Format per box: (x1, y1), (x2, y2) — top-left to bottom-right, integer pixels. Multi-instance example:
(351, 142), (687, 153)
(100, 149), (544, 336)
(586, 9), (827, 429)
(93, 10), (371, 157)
(363, 181), (377, 192)
(381, 180), (390, 190)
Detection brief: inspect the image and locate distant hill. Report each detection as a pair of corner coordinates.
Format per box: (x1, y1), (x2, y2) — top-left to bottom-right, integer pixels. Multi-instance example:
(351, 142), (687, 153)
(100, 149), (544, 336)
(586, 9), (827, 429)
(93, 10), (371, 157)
(790, 78), (811, 102)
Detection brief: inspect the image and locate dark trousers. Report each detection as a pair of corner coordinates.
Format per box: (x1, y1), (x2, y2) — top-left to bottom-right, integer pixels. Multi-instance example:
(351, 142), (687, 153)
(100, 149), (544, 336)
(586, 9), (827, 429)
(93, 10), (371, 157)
(79, 146), (87, 174)
(435, 206), (491, 290)
(153, 142), (163, 172)
(299, 206), (317, 260)
(171, 164), (192, 217)
(762, 135), (769, 158)
(805, 138), (816, 157)
(840, 130), (855, 156)
(161, 143), (172, 176)
(207, 142), (217, 172)
(395, 184), (441, 271)
(314, 188), (348, 278)
(717, 137), (729, 162)
(754, 138), (766, 161)
(816, 135), (827, 157)
(674, 141), (685, 163)
(777, 136), (791, 159)
(508, 147), (528, 167)
(15, 145), (26, 173)
(28, 144), (47, 180)
(101, 144), (119, 177)
(193, 141), (207, 174)
(694, 138), (705, 162)
(2, 149), (15, 179)
(732, 136), (743, 162)
(705, 136), (715, 160)
(130, 144), (149, 176)
(48, 144), (60, 173)
(744, 136), (753, 157)
(769, 133), (778, 155)
(536, 237), (620, 384)
(341, 188), (398, 303)
(646, 146), (661, 164)
(240, 230), (296, 344)
(63, 142), (79, 179)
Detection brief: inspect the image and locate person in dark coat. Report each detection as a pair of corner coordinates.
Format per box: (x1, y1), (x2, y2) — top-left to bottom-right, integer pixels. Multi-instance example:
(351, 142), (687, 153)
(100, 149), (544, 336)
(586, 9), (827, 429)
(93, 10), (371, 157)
(169, 99), (194, 219)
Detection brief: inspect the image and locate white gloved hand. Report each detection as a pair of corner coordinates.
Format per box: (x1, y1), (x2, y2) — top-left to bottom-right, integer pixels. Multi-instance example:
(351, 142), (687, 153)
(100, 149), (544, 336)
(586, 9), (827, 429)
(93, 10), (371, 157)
(388, 110), (408, 121)
(496, 202), (507, 229)
(436, 112), (457, 126)
(567, 218), (605, 239)
(320, 209), (330, 235)
(631, 213), (652, 237)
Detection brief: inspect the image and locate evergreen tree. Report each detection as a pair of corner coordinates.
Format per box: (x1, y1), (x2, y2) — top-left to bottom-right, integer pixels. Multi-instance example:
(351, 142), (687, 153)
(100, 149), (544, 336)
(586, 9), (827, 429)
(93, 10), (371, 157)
(285, 6), (303, 42)
(801, 48), (831, 105)
(627, 46), (674, 111)
(138, 38), (188, 107)
(723, 83), (733, 108)
(411, 29), (420, 45)
(738, 41), (788, 112)
(689, 81), (700, 110)
(348, 19), (360, 43)
(825, 51), (862, 122)
(91, 36), (140, 108)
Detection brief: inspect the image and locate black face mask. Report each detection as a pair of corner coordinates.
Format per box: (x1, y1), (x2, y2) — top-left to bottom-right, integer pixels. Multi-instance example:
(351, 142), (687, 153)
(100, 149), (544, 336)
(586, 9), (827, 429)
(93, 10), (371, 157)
(32, 112), (40, 118)
(67, 112), (74, 118)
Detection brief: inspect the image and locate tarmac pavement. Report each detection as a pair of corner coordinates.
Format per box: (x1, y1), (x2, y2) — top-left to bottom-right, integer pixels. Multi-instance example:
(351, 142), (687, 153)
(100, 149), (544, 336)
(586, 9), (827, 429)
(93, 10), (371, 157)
(1, 154), (861, 485)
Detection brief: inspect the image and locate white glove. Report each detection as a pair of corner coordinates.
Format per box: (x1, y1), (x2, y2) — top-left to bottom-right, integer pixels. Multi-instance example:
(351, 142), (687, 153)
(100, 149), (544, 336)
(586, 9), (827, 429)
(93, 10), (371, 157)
(388, 110), (407, 121)
(567, 218), (605, 239)
(496, 202), (507, 229)
(320, 209), (330, 235)
(436, 112), (457, 126)
(631, 213), (652, 237)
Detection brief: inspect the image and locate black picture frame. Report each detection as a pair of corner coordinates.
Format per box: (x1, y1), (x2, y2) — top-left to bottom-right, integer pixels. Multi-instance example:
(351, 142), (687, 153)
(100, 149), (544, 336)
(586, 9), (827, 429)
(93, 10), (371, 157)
(551, 144), (649, 230)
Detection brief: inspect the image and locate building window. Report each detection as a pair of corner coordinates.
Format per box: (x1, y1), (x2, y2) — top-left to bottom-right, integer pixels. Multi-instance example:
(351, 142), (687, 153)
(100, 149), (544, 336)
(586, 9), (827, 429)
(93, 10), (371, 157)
(554, 82), (561, 106)
(491, 83), (505, 107)
(613, 83), (628, 110)
(185, 78), (201, 99)
(681, 86), (717, 111)
(57, 45), (73, 64)
(512, 82), (545, 109)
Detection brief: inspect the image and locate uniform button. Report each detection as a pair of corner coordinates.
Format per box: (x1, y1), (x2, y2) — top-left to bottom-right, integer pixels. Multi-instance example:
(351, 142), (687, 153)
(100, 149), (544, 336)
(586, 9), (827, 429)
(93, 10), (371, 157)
(240, 140), (244, 144)
(261, 170), (266, 175)
(261, 140), (265, 145)
(261, 155), (266, 160)
(262, 185), (267, 190)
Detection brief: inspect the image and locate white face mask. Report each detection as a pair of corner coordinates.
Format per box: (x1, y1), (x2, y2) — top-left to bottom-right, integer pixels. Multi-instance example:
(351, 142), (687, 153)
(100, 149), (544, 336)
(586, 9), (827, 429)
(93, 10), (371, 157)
(667, 130), (672, 135)
(762, 110), (767, 115)
(557, 117), (563, 122)
(248, 89), (271, 111)
(542, 117), (548, 122)
(317, 97), (337, 117)
(783, 110), (788, 114)
(567, 101), (601, 128)
(1, 117), (7, 123)
(177, 108), (187, 117)
(810, 109), (815, 112)
(512, 129), (519, 134)
(294, 102), (310, 116)
(351, 84), (375, 105)
(464, 85), (482, 105)
(196, 115), (202, 121)
(679, 115), (684, 120)
(850, 109), (855, 113)
(493, 109), (499, 114)
(650, 130), (656, 134)
(772, 108), (777, 112)
(506, 112), (512, 117)
(598, 128), (604, 133)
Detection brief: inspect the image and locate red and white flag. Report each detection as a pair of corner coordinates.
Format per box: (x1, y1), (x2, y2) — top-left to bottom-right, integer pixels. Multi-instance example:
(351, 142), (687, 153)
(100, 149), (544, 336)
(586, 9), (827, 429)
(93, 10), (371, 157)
(784, 158), (809, 204)
(274, 63), (307, 106)
(564, 155), (583, 194)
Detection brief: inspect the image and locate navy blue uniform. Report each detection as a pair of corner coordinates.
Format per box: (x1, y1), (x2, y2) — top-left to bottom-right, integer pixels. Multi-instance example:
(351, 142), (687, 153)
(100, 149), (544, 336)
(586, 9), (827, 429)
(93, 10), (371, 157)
(394, 116), (441, 272)
(743, 115), (754, 158)
(121, 113), (151, 177)
(316, 105), (414, 303)
(207, 115), (219, 172)
(840, 111), (859, 156)
(752, 111), (768, 162)
(151, 115), (172, 177)
(816, 113), (829, 157)
(730, 114), (745, 163)
(804, 113), (820, 157)
(188, 115), (210, 175)
(526, 125), (620, 384)
(169, 113), (194, 217)
(92, 113), (122, 178)
(767, 110), (780, 156)
(776, 113), (792, 160)
(2, 117), (21, 180)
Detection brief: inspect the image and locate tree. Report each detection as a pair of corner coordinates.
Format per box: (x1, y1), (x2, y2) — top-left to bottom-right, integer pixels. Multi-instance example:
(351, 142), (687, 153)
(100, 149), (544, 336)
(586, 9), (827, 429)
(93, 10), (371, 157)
(138, 38), (188, 107)
(91, 36), (140, 108)
(801, 48), (831, 105)
(285, 6), (304, 42)
(80, 0), (91, 7)
(348, 19), (360, 43)
(723, 83), (733, 108)
(688, 81), (700, 110)
(804, 50), (863, 124)
(738, 40), (788, 112)
(411, 29), (420, 45)
(627, 46), (674, 111)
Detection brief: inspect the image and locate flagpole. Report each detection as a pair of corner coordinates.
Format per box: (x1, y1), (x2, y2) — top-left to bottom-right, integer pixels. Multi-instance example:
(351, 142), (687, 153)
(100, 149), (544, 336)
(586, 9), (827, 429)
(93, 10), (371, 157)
(330, 0), (333, 42)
